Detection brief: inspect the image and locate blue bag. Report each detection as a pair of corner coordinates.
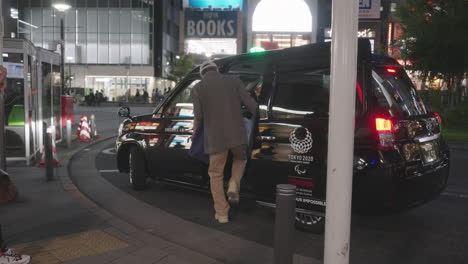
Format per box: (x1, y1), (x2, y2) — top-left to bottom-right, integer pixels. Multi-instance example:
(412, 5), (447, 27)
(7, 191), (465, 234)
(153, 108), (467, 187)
(243, 117), (255, 152)
(189, 124), (209, 164)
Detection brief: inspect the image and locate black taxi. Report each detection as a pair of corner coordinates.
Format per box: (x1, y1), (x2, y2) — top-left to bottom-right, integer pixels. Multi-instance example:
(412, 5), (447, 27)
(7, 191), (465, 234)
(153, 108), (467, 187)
(116, 41), (450, 232)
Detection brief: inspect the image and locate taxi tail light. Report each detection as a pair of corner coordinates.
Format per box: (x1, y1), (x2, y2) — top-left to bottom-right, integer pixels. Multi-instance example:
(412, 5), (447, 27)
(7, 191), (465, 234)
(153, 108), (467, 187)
(385, 66), (398, 74)
(127, 122), (137, 130)
(375, 117), (395, 150)
(356, 80), (363, 104)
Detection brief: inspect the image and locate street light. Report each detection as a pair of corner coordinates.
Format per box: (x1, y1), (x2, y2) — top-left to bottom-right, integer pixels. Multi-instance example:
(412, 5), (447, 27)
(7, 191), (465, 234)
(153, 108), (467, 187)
(53, 1), (71, 95)
(52, 2), (71, 12)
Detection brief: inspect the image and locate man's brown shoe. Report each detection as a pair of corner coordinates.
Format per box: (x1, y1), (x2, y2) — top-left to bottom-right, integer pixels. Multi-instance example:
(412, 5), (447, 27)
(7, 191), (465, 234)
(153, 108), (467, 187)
(215, 214), (229, 224)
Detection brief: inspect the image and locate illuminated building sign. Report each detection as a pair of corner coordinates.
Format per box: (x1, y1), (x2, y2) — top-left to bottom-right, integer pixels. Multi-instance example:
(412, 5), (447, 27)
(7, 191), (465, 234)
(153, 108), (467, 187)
(185, 10), (238, 38)
(359, 0), (381, 19)
(188, 0), (242, 8)
(324, 28), (376, 39)
(3, 62), (24, 79)
(324, 28), (376, 52)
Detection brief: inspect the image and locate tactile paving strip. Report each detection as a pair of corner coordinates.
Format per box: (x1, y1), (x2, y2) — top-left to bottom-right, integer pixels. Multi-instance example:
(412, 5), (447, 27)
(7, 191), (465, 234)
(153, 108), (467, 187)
(12, 229), (129, 263)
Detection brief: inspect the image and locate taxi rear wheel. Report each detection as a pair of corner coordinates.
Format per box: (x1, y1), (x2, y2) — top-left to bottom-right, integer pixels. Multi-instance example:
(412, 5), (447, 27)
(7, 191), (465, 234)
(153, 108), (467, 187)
(295, 212), (325, 234)
(129, 147), (147, 190)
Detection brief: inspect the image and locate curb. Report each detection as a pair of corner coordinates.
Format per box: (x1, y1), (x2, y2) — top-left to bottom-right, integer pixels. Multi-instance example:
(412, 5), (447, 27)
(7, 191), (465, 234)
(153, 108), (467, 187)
(57, 135), (117, 187)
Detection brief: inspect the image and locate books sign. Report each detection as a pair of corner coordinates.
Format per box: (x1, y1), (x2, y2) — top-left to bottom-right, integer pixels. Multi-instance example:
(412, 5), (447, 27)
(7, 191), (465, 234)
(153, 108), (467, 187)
(185, 10), (238, 38)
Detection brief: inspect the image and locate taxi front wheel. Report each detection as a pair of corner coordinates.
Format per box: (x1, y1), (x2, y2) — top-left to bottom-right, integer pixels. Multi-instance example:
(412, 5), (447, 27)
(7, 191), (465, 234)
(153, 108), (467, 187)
(129, 147), (148, 190)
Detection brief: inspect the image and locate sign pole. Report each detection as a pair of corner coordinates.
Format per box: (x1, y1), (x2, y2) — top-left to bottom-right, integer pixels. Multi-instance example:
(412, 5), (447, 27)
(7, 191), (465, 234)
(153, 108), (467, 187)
(0, 3), (7, 171)
(323, 0), (359, 263)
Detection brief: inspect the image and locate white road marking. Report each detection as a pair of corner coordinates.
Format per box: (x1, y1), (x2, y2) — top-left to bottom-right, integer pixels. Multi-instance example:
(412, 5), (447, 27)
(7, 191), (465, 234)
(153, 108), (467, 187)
(442, 192), (468, 199)
(102, 148), (117, 155)
(99, 169), (120, 173)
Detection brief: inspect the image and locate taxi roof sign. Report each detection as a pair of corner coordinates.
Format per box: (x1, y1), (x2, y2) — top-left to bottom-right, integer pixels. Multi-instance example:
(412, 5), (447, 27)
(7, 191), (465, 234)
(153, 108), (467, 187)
(250, 46), (265, 53)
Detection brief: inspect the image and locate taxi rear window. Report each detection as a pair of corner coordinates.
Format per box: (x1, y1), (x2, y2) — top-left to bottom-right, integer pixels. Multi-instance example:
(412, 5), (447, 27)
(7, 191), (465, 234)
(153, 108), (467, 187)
(226, 58), (268, 75)
(272, 70), (330, 119)
(372, 68), (427, 117)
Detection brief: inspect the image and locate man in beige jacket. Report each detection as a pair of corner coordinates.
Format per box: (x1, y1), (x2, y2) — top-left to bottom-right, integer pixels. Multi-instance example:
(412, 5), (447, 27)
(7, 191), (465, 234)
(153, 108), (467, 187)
(192, 61), (258, 223)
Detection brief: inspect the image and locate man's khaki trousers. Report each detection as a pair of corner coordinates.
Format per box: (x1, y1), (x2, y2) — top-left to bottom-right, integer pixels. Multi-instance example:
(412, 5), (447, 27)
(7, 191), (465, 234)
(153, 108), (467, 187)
(208, 146), (247, 217)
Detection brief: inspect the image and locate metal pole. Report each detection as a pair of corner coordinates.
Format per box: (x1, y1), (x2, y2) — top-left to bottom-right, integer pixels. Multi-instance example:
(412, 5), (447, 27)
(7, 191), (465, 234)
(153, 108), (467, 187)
(0, 6), (6, 171)
(68, 63), (72, 93)
(60, 16), (65, 95)
(89, 114), (94, 139)
(274, 184), (296, 264)
(126, 66), (130, 103)
(323, 0), (359, 263)
(44, 122), (54, 181)
(0, 72), (5, 171)
(66, 119), (72, 148)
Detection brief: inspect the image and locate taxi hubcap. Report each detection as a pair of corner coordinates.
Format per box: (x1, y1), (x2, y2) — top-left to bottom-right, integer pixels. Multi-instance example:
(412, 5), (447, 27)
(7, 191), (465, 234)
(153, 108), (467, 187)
(296, 212), (323, 225)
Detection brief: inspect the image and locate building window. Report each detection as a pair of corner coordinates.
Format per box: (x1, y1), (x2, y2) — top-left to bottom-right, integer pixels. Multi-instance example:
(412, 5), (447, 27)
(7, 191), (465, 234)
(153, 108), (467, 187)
(16, 0), (153, 65)
(253, 33), (311, 50)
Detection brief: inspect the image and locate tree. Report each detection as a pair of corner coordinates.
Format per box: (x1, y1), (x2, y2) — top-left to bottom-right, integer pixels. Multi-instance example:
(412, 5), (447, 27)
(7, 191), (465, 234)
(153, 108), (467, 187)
(395, 0), (468, 108)
(167, 53), (195, 83)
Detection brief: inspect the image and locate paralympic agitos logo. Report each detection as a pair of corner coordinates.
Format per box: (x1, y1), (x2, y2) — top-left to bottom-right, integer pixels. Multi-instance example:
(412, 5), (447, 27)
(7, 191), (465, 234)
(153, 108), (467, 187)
(289, 127), (313, 154)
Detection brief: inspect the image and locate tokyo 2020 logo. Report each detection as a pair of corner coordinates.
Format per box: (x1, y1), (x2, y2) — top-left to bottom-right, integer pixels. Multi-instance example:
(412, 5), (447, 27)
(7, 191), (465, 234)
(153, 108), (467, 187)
(289, 127), (313, 154)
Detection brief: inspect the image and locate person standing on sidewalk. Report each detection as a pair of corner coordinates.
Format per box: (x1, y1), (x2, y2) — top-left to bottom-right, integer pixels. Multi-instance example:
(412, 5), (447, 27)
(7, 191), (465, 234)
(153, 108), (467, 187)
(0, 169), (31, 264)
(192, 61), (258, 224)
(0, 224), (31, 264)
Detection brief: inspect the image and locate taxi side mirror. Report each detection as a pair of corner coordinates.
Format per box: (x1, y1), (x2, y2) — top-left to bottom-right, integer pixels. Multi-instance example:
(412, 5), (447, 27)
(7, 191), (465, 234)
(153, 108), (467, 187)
(118, 107), (131, 118)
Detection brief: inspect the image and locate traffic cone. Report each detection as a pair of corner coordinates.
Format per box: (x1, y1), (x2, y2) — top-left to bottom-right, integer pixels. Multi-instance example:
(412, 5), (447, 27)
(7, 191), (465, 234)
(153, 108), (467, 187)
(90, 114), (100, 140)
(37, 136), (61, 168)
(76, 115), (92, 142)
(76, 114), (85, 137)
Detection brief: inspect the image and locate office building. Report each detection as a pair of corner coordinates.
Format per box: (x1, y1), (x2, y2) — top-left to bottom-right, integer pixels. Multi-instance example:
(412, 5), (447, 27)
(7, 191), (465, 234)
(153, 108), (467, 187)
(9, 0), (179, 102)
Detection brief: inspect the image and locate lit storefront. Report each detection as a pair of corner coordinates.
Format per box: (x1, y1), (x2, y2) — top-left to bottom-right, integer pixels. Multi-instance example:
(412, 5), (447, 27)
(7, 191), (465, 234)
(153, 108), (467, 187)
(252, 33), (311, 50)
(321, 0), (382, 53)
(247, 0), (317, 51)
(181, 0), (317, 58)
(85, 76), (157, 102)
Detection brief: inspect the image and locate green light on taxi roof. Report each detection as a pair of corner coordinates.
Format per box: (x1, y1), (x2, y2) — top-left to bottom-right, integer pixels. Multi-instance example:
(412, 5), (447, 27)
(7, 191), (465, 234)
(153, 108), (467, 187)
(250, 46), (265, 53)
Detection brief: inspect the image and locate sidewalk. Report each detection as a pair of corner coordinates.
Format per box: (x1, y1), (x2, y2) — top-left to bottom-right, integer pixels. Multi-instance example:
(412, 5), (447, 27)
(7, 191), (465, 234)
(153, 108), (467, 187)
(0, 134), (222, 264)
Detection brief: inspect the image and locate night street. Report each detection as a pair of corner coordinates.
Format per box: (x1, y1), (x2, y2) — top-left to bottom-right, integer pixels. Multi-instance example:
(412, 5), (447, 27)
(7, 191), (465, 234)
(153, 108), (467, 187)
(2, 0), (468, 263)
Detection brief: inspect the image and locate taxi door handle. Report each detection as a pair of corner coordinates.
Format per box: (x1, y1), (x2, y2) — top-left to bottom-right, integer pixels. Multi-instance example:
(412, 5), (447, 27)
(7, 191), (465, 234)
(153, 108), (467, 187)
(260, 136), (276, 141)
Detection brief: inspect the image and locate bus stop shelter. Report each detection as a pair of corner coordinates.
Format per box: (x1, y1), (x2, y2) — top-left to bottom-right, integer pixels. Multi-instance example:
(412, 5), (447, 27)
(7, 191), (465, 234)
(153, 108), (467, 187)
(2, 38), (62, 165)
